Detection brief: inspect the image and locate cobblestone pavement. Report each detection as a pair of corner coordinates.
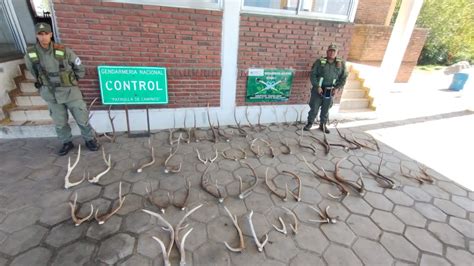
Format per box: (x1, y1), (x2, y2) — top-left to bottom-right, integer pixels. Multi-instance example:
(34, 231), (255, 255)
(0, 119), (473, 266)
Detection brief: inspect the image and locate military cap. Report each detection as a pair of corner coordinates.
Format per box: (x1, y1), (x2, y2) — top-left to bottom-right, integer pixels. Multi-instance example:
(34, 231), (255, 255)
(327, 43), (338, 51)
(35, 23), (52, 34)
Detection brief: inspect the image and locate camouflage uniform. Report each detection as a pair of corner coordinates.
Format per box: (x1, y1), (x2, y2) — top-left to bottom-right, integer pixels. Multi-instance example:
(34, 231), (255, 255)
(306, 45), (348, 130)
(24, 23), (95, 150)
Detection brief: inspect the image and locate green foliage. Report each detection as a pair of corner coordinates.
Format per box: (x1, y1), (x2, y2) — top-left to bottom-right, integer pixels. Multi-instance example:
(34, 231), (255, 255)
(416, 0), (474, 65)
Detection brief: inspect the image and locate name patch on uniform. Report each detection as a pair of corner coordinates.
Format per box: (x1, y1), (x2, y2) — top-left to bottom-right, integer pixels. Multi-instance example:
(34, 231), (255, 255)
(75, 57), (82, 66)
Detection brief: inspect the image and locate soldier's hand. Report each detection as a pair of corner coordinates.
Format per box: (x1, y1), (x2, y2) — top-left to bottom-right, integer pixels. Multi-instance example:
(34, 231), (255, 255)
(317, 87), (323, 95)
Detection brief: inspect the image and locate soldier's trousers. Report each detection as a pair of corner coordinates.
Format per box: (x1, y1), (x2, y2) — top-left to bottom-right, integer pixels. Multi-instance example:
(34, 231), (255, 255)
(48, 99), (94, 143)
(307, 88), (333, 125)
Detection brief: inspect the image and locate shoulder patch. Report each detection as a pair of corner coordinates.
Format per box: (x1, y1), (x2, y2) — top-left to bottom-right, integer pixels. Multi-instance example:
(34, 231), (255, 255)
(74, 57), (82, 66)
(320, 58), (327, 65)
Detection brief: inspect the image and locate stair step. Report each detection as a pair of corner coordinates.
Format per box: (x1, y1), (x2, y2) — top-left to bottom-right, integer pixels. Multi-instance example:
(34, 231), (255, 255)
(14, 94), (47, 106)
(345, 80), (362, 90)
(8, 106), (51, 122)
(19, 81), (37, 93)
(339, 98), (370, 110)
(342, 89), (366, 99)
(24, 69), (35, 80)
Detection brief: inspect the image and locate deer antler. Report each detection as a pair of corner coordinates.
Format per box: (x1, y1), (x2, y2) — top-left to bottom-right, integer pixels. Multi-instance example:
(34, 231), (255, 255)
(229, 107), (248, 137)
(69, 192), (93, 226)
(172, 177), (191, 210)
(282, 170), (302, 201)
(142, 209), (175, 262)
(237, 161), (259, 199)
(201, 163), (225, 203)
(95, 182), (126, 224)
(164, 139), (182, 173)
(248, 210), (269, 252)
(175, 204), (203, 266)
(302, 156), (349, 199)
(309, 205), (337, 224)
(137, 139), (155, 173)
(272, 216), (287, 235)
(358, 157), (397, 189)
(88, 146), (112, 183)
(264, 168), (288, 201)
(222, 147), (247, 161)
(224, 206), (246, 252)
(283, 207), (298, 234)
(64, 145), (84, 189)
(195, 148), (218, 165)
(334, 157), (365, 195)
(278, 136), (292, 154)
(146, 183), (170, 214)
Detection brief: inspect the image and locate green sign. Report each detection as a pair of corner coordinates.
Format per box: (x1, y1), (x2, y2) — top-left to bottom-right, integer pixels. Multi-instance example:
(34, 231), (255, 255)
(98, 66), (168, 105)
(246, 68), (294, 102)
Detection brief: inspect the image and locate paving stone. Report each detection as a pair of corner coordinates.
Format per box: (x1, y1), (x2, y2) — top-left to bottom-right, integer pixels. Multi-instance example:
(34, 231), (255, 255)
(189, 202), (219, 224)
(449, 217), (474, 238)
(420, 254), (452, 266)
(403, 186), (432, 202)
(371, 209), (405, 233)
(137, 228), (165, 259)
(124, 210), (155, 234)
(405, 226), (443, 255)
(414, 203), (447, 222)
(452, 195), (474, 212)
(45, 222), (86, 247)
(86, 215), (122, 240)
(240, 211), (270, 238)
(0, 225), (47, 256)
(294, 224), (328, 254)
(193, 242), (231, 266)
(97, 233), (135, 264)
(353, 238), (394, 265)
(27, 165), (62, 181)
(183, 221), (207, 252)
(52, 241), (96, 266)
(323, 244), (362, 266)
(38, 189), (72, 208)
(393, 205), (427, 228)
(74, 186), (102, 203)
(470, 241), (474, 253)
(317, 199), (350, 221)
(118, 254), (151, 266)
(421, 184), (450, 200)
(244, 192), (274, 213)
(446, 247), (474, 266)
(437, 181), (467, 196)
(116, 194), (143, 215)
(300, 186), (323, 205)
(346, 214), (382, 240)
(265, 230), (298, 262)
(131, 179), (159, 196)
(218, 159), (241, 172)
(380, 232), (419, 263)
(342, 195), (373, 216)
(0, 231), (6, 246)
(428, 222), (465, 248)
(320, 222), (356, 247)
(39, 202), (71, 226)
(363, 191), (394, 211)
(290, 251), (325, 266)
(433, 198), (466, 218)
(10, 247), (52, 266)
(0, 206), (42, 233)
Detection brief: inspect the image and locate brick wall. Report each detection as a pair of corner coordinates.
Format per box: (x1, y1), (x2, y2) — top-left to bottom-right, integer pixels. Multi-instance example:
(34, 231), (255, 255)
(236, 14), (354, 106)
(348, 24), (429, 82)
(355, 0), (394, 25)
(53, 0), (222, 108)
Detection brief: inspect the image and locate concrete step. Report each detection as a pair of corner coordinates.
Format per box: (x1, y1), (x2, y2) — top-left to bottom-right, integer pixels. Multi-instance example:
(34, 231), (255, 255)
(339, 98), (370, 110)
(19, 80), (37, 93)
(14, 92), (47, 106)
(24, 69), (35, 80)
(345, 79), (362, 90)
(0, 120), (80, 139)
(342, 89), (366, 99)
(348, 72), (358, 80)
(8, 106), (51, 122)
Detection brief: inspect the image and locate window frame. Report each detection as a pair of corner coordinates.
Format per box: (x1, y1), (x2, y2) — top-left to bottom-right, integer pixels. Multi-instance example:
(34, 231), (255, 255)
(241, 0), (359, 23)
(103, 0), (223, 11)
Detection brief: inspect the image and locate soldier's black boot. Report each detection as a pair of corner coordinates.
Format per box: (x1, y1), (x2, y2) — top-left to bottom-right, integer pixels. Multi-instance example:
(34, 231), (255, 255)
(319, 124), (330, 134)
(85, 139), (100, 151)
(58, 142), (74, 156)
(303, 123), (313, 131)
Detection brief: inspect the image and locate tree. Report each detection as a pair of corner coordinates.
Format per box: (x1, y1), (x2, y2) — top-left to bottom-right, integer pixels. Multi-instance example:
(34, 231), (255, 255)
(416, 0), (474, 65)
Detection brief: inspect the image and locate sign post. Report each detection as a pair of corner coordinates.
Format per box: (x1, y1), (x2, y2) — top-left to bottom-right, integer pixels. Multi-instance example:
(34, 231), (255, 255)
(246, 68), (294, 102)
(98, 66), (168, 137)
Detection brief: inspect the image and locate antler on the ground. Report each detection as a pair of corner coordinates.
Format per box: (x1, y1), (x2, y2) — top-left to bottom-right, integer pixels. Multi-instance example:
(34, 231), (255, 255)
(137, 139), (156, 173)
(142, 209), (175, 264)
(248, 210), (269, 252)
(302, 156), (349, 199)
(201, 163), (225, 203)
(309, 205), (337, 224)
(88, 146), (112, 183)
(237, 161), (259, 199)
(358, 157), (397, 189)
(146, 183), (171, 214)
(283, 206), (298, 234)
(264, 168), (288, 201)
(223, 206), (246, 252)
(272, 216), (287, 235)
(175, 204), (203, 266)
(95, 182), (126, 224)
(245, 106), (256, 131)
(278, 136), (292, 155)
(102, 105), (117, 143)
(195, 148), (218, 165)
(64, 145), (84, 189)
(172, 177), (191, 210)
(334, 157), (365, 195)
(222, 147), (247, 161)
(69, 192), (94, 226)
(297, 128), (318, 154)
(164, 139), (182, 173)
(282, 170), (302, 202)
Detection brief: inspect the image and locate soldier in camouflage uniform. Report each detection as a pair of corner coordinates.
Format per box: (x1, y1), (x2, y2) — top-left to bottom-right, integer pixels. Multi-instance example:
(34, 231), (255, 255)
(304, 43), (348, 133)
(24, 23), (99, 156)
